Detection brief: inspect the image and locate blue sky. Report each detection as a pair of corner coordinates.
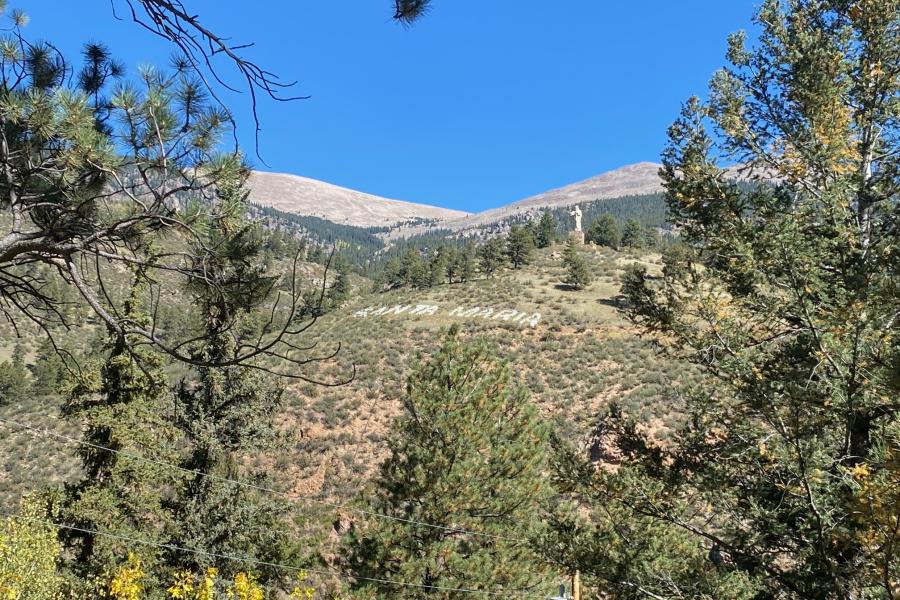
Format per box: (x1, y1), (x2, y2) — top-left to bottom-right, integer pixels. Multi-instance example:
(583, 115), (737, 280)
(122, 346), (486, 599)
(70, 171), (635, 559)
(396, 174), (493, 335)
(18, 1), (758, 212)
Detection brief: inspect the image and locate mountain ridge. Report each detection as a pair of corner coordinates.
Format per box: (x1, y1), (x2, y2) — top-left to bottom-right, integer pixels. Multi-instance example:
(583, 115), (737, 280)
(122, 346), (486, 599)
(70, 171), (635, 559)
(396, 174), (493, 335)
(435, 161), (663, 233)
(247, 171), (469, 228)
(248, 161), (665, 234)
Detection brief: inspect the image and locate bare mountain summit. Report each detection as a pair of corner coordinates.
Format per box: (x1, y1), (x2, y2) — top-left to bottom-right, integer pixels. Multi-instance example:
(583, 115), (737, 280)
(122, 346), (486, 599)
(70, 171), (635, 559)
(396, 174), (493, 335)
(384, 162), (665, 237)
(248, 171), (468, 228)
(507, 161), (663, 210)
(248, 162), (668, 238)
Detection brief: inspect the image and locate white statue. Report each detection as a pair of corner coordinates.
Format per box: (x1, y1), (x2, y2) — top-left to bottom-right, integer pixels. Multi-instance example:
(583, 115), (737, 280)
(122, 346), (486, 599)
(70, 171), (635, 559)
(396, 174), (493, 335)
(569, 205), (582, 232)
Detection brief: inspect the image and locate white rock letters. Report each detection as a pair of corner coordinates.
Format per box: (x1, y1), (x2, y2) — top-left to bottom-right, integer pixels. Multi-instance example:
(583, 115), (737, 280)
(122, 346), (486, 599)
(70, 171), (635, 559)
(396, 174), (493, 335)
(353, 304), (541, 327)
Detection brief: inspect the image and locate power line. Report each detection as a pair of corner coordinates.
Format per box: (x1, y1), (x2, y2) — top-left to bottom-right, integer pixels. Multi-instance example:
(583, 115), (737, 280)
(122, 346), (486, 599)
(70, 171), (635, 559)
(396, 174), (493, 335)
(0, 416), (528, 543)
(1, 513), (545, 598)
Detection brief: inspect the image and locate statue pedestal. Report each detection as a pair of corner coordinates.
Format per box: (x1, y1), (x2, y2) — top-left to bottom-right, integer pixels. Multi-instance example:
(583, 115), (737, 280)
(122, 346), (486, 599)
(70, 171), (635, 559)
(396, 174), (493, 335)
(569, 231), (585, 245)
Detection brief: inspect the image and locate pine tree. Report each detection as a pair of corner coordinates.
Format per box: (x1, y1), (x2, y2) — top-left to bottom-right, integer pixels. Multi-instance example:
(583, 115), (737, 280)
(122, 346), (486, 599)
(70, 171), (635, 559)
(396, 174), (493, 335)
(446, 241), (478, 283)
(168, 341), (290, 581)
(536, 212), (558, 248)
(31, 338), (65, 397)
(478, 237), (508, 276)
(506, 225), (535, 269)
(58, 276), (179, 587)
(562, 1), (900, 597)
(441, 245), (461, 284)
(428, 245), (453, 287)
(457, 241), (477, 282)
(642, 226), (661, 249)
(400, 247), (428, 288)
(586, 214), (621, 249)
(307, 245), (325, 264)
(10, 342), (25, 384)
(563, 238), (591, 290)
(620, 218), (646, 248)
(344, 327), (550, 598)
(327, 259), (353, 309)
(382, 256), (403, 290)
(0, 342), (27, 405)
(165, 164), (292, 583)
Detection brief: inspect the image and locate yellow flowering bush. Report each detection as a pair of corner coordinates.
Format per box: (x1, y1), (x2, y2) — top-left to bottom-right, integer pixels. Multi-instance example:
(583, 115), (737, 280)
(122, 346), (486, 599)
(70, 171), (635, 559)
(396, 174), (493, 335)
(0, 501), (64, 600)
(288, 571), (315, 600)
(228, 572), (264, 600)
(167, 571), (197, 599)
(108, 553), (147, 600)
(165, 569), (289, 600)
(102, 563), (317, 599)
(167, 568), (217, 600)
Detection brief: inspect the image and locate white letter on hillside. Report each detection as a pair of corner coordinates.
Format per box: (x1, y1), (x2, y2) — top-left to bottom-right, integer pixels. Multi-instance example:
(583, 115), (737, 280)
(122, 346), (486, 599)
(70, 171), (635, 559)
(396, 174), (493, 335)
(385, 305), (411, 315)
(494, 309), (519, 321)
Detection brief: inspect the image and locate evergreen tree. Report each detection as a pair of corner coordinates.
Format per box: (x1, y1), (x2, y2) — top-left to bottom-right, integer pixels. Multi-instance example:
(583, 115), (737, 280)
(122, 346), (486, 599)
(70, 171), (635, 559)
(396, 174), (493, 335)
(400, 247), (428, 288)
(0, 342), (26, 405)
(642, 226), (662, 249)
(327, 259), (353, 309)
(457, 241), (477, 282)
(10, 342), (25, 383)
(620, 218), (646, 248)
(265, 226), (287, 256)
(586, 214), (621, 249)
(560, 1), (900, 597)
(563, 238), (591, 290)
(428, 245), (453, 287)
(444, 245), (463, 284)
(165, 164), (293, 583)
(0, 18), (317, 378)
(168, 339), (290, 581)
(443, 241), (478, 283)
(344, 327), (550, 598)
(525, 221), (541, 249)
(506, 225), (535, 269)
(536, 211), (558, 248)
(382, 256), (404, 290)
(443, 245), (459, 280)
(478, 237), (508, 276)
(300, 287), (327, 318)
(58, 277), (179, 588)
(307, 245), (325, 264)
(31, 338), (65, 397)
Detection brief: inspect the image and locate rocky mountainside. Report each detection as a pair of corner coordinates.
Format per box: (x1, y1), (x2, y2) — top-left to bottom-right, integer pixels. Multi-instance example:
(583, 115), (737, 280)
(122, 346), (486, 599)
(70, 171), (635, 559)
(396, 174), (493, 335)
(247, 171), (469, 228)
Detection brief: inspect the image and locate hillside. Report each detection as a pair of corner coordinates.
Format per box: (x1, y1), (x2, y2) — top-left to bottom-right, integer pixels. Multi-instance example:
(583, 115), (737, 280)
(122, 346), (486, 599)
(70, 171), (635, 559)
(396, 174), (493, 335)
(0, 244), (696, 518)
(248, 171), (468, 228)
(276, 245), (696, 499)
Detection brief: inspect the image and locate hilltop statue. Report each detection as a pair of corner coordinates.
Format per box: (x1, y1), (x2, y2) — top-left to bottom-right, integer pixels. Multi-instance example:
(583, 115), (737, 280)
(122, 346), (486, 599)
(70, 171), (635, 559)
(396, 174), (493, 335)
(570, 205), (583, 232)
(569, 205), (584, 245)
